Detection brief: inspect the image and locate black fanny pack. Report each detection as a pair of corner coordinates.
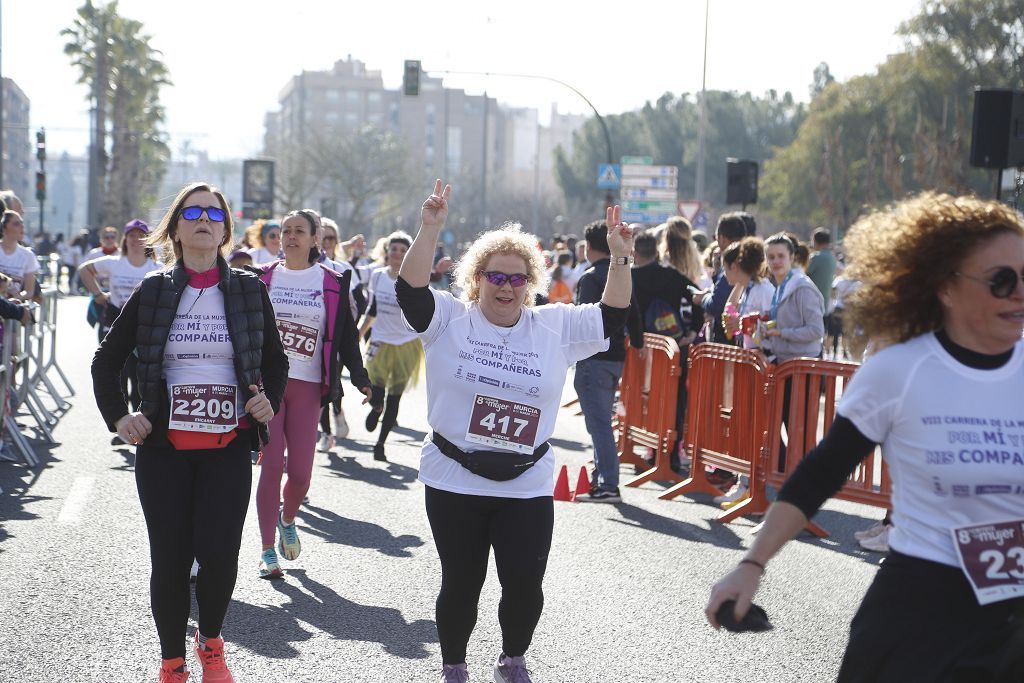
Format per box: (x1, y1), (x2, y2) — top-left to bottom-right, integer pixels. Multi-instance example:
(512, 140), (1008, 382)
(431, 432), (549, 482)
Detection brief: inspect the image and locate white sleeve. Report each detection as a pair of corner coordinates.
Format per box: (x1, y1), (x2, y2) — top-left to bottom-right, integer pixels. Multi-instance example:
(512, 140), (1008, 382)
(418, 288), (462, 347)
(550, 302), (609, 364)
(836, 349), (912, 443)
(85, 255), (114, 277)
(23, 249), (39, 274)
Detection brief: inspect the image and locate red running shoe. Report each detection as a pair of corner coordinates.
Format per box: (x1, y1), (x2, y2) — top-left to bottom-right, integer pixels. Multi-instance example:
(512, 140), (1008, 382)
(193, 632), (234, 682)
(158, 657), (190, 683)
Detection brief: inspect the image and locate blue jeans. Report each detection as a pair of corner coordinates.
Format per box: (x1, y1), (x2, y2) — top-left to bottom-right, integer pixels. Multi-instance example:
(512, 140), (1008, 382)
(573, 358), (623, 491)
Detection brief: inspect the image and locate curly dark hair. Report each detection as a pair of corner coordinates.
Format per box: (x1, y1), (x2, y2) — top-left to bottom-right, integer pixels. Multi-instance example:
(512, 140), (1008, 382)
(722, 237), (766, 279)
(844, 192), (1024, 344)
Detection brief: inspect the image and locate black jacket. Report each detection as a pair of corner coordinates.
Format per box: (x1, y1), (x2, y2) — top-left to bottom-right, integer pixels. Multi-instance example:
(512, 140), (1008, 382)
(574, 257), (643, 362)
(631, 261), (703, 337)
(92, 257), (288, 449)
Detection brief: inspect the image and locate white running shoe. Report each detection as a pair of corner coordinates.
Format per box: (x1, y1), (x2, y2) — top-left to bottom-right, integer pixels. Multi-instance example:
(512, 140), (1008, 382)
(190, 558), (199, 582)
(334, 410), (349, 440)
(713, 482), (748, 504)
(317, 433), (334, 453)
(854, 520), (886, 541)
(859, 525), (892, 552)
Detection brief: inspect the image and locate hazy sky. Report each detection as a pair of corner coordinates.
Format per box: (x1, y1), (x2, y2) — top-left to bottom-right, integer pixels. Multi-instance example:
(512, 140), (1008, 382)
(7, 0), (923, 160)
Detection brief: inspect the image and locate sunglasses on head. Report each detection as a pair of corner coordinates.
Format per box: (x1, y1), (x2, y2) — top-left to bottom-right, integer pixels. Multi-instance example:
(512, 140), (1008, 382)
(180, 205), (226, 222)
(956, 267), (1024, 298)
(482, 271), (529, 288)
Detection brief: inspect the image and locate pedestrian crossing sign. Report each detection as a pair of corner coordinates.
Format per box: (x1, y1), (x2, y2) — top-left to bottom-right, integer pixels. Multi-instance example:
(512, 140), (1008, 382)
(597, 164), (621, 189)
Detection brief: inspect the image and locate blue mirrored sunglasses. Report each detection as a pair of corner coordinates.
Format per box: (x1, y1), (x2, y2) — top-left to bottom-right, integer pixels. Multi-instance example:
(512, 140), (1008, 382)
(180, 205), (226, 222)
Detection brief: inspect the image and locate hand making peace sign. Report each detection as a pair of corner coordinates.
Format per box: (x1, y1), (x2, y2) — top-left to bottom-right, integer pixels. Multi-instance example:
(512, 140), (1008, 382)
(605, 204), (635, 258)
(421, 179), (452, 231)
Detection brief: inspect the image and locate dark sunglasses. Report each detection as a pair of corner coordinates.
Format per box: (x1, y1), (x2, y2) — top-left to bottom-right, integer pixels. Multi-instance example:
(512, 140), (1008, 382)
(957, 267), (1024, 298)
(482, 271), (529, 288)
(180, 205), (226, 222)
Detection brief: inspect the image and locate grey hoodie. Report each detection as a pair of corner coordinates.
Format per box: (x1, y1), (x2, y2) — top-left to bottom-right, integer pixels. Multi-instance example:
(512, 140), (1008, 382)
(767, 269), (825, 362)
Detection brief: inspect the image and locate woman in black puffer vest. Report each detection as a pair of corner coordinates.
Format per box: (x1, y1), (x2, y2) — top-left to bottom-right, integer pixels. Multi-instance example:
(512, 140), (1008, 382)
(92, 181), (288, 683)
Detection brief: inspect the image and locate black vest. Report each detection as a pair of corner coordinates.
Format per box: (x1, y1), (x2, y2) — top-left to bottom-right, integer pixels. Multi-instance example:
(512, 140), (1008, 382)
(135, 257), (269, 442)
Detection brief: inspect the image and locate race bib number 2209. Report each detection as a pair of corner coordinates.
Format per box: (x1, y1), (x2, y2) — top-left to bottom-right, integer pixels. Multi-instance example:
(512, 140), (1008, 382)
(169, 384), (238, 433)
(951, 518), (1024, 605)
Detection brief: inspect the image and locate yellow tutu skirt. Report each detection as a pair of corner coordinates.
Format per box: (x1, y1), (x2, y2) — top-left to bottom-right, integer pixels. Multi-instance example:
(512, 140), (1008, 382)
(365, 338), (424, 394)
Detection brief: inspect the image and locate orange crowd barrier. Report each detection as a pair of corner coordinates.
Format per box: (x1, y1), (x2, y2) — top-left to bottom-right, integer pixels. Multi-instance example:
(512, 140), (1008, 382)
(658, 344), (771, 511)
(740, 357), (892, 535)
(616, 333), (683, 486)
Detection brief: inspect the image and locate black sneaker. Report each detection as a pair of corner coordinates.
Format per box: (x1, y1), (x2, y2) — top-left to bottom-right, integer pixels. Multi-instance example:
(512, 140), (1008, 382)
(578, 487), (622, 503)
(365, 407), (382, 432)
(373, 443), (387, 462)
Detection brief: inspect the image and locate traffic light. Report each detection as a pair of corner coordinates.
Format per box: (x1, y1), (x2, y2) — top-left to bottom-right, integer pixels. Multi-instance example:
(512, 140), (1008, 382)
(35, 172), (46, 201)
(403, 60), (421, 97)
(35, 128), (46, 162)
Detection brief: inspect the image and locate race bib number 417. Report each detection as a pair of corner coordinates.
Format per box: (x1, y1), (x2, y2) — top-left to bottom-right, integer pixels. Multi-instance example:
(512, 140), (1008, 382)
(950, 519), (1024, 605)
(465, 394), (540, 455)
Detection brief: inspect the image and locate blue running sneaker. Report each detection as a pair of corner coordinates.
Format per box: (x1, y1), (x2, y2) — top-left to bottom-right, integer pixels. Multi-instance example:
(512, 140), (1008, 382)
(277, 512), (301, 560)
(494, 654), (533, 682)
(439, 663), (468, 683)
(258, 548), (283, 580)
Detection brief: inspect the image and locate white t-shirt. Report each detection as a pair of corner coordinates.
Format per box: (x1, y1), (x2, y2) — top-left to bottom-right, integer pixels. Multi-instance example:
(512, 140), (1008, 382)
(163, 285), (243, 432)
(267, 264), (326, 384)
(321, 257), (360, 292)
(415, 290), (609, 498)
(0, 243), (39, 296)
(248, 246), (280, 265)
(832, 276), (860, 312)
(837, 333), (1024, 567)
(368, 267), (419, 345)
(84, 255), (161, 308)
(738, 279), (776, 349)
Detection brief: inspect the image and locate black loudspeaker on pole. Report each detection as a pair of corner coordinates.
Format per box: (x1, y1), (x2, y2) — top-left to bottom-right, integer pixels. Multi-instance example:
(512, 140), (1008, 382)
(969, 88), (1024, 200)
(726, 158), (758, 207)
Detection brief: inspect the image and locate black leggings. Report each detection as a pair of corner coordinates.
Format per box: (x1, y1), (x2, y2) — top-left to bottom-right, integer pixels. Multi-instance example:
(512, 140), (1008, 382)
(370, 385), (402, 447)
(424, 486), (553, 665)
(135, 435), (252, 659)
(838, 551), (1024, 682)
(319, 396), (342, 434)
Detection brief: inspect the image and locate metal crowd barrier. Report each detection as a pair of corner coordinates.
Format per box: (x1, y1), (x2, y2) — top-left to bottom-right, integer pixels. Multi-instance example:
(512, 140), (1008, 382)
(0, 287), (75, 473)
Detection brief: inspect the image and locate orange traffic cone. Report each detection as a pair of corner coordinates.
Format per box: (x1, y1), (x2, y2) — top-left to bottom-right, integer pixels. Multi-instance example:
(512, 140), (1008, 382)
(553, 465), (572, 501)
(573, 466), (591, 501)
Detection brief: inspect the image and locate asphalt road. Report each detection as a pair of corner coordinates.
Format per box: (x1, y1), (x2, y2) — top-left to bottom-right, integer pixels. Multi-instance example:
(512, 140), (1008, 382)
(0, 296), (886, 682)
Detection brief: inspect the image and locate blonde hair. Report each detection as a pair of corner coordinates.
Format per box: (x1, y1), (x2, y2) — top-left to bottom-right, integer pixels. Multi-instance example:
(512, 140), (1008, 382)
(845, 192), (1024, 344)
(453, 223), (549, 306)
(659, 216), (704, 283)
(149, 182), (234, 264)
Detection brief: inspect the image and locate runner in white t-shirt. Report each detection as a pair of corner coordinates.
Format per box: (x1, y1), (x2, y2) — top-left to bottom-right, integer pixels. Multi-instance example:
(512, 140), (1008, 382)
(314, 217), (364, 449)
(81, 219), (162, 437)
(357, 232), (423, 462)
(397, 180), (636, 683)
(0, 211), (39, 299)
(255, 209), (372, 579)
(245, 220), (282, 266)
(707, 193), (1024, 680)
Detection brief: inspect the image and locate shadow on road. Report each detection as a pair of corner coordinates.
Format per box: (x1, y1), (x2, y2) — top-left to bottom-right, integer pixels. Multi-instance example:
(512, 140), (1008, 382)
(0, 436), (62, 552)
(220, 568), (437, 660)
(609, 502), (746, 550)
(323, 452), (419, 490)
(548, 437), (586, 452)
(299, 503), (424, 557)
(391, 425), (427, 442)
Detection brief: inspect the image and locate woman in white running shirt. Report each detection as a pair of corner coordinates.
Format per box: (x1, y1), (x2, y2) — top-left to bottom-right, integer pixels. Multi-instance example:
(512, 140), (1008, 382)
(245, 220), (282, 265)
(357, 231), (423, 462)
(80, 218), (161, 420)
(0, 211), (38, 300)
(397, 180), (635, 683)
(707, 193), (1024, 681)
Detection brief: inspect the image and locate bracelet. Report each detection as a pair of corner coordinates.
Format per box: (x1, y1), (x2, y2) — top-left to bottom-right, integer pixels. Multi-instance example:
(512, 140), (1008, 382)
(610, 255), (633, 266)
(739, 558), (766, 573)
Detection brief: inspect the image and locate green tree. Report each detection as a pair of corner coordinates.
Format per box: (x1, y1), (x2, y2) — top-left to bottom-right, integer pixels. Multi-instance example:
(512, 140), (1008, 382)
(63, 1), (169, 226)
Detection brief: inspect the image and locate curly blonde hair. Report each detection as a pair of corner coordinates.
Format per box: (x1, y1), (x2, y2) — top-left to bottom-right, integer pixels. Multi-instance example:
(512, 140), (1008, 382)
(844, 192), (1024, 344)
(454, 222), (549, 306)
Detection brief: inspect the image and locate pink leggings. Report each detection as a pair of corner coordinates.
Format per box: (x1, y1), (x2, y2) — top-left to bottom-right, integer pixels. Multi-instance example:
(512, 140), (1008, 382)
(256, 378), (321, 547)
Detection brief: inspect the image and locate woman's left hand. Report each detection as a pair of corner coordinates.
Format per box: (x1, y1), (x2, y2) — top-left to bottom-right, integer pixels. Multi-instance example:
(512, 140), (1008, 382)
(245, 384), (275, 424)
(360, 386), (372, 405)
(605, 205), (634, 257)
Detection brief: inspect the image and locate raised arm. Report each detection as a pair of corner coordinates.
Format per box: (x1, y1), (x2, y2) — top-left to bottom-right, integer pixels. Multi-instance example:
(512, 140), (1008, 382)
(400, 179), (451, 287)
(600, 204), (634, 309)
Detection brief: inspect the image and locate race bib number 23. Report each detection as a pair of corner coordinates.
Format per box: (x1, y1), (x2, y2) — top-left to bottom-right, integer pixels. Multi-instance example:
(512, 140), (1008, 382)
(951, 519), (1024, 605)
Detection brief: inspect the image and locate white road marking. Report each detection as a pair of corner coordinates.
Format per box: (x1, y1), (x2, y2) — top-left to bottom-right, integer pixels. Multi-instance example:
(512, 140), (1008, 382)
(57, 476), (94, 525)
